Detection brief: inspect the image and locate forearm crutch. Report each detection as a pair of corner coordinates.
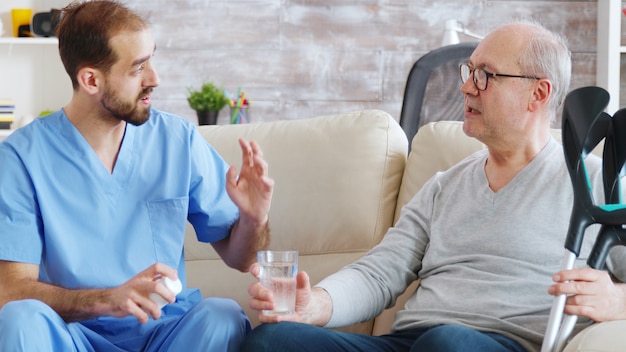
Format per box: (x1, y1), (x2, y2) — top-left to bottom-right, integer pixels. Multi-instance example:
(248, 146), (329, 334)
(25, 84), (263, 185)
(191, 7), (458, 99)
(542, 87), (626, 352)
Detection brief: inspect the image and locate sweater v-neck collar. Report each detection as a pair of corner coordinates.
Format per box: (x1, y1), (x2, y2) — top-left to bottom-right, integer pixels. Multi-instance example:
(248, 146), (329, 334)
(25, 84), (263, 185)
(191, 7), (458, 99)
(480, 138), (557, 198)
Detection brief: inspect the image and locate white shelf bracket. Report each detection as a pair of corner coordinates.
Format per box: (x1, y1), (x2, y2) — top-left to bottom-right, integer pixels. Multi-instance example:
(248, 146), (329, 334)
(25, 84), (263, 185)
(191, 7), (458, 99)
(596, 0), (621, 115)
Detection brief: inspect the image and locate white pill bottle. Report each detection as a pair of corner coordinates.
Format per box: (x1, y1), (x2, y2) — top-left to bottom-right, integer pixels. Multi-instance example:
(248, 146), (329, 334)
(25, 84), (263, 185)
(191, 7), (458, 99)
(149, 277), (182, 309)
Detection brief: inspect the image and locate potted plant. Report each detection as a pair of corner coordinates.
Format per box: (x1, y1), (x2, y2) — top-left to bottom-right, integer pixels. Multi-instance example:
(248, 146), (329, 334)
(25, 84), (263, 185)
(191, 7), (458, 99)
(187, 82), (230, 125)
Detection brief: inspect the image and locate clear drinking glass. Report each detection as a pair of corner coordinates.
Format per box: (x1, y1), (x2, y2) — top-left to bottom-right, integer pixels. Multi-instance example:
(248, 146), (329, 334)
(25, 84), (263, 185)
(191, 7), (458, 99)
(257, 250), (298, 315)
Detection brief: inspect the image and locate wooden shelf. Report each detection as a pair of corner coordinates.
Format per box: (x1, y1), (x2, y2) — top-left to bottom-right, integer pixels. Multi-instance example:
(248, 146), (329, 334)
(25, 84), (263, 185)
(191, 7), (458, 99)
(0, 37), (58, 45)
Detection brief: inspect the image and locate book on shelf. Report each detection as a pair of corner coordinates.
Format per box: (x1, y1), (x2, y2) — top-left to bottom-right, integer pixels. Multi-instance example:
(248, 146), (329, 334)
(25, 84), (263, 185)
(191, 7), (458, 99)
(0, 99), (14, 113)
(0, 99), (15, 129)
(0, 98), (15, 129)
(0, 105), (14, 125)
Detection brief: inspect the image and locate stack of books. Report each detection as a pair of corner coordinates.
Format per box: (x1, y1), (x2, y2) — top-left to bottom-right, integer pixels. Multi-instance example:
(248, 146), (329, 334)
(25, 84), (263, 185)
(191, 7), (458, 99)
(0, 99), (15, 129)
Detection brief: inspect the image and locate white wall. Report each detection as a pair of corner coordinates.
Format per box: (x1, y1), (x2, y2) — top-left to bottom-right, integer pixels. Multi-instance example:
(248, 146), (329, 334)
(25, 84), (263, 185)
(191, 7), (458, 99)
(0, 1), (602, 130)
(0, 0), (71, 127)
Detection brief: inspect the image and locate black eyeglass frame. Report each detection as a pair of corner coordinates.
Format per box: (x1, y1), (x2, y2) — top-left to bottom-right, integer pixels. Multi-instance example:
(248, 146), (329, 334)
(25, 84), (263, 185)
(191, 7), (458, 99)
(459, 63), (541, 91)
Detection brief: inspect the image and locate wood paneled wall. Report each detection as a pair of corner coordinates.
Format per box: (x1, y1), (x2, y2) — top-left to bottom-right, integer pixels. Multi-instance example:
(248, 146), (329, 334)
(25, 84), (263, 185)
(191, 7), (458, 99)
(127, 0), (599, 127)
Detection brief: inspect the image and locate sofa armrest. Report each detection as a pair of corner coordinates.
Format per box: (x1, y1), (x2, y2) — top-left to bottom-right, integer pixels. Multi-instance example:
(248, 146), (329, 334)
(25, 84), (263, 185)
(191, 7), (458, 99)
(564, 321), (626, 352)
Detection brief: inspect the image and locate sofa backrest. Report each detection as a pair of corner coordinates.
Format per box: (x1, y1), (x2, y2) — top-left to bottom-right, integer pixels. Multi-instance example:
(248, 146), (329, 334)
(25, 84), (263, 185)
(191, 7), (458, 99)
(393, 120), (595, 217)
(395, 121), (485, 220)
(183, 109), (408, 330)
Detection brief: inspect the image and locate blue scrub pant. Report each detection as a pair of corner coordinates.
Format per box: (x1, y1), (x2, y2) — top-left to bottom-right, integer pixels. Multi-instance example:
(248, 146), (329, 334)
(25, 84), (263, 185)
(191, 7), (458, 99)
(240, 322), (527, 352)
(0, 298), (251, 351)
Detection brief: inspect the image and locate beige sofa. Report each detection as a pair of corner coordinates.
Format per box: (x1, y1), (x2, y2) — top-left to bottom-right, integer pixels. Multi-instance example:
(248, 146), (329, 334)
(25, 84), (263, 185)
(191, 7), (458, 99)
(183, 109), (624, 351)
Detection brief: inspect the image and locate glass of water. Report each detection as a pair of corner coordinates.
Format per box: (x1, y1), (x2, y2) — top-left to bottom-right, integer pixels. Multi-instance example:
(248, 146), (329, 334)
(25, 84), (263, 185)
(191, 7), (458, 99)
(257, 250), (298, 315)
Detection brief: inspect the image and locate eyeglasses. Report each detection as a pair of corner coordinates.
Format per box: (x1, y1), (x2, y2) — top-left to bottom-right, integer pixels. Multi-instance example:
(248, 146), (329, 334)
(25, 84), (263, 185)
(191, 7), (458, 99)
(459, 63), (541, 91)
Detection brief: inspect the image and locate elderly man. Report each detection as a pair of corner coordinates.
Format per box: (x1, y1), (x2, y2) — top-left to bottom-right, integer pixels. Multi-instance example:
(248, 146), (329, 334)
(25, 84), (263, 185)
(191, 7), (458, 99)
(240, 21), (625, 352)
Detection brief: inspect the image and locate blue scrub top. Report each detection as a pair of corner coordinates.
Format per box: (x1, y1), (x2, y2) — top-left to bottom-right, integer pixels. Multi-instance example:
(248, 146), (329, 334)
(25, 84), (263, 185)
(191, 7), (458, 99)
(0, 108), (238, 291)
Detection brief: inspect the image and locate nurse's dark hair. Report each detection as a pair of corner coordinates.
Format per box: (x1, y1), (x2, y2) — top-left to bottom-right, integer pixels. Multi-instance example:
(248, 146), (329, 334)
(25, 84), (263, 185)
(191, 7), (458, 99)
(55, 0), (149, 89)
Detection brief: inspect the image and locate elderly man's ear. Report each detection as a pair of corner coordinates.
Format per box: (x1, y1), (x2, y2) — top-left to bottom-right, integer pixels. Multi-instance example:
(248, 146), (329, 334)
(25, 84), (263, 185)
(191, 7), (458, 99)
(528, 79), (552, 113)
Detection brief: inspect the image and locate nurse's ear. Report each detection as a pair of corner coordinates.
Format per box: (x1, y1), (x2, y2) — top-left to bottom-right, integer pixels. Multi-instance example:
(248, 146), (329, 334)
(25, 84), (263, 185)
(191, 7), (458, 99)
(76, 66), (105, 96)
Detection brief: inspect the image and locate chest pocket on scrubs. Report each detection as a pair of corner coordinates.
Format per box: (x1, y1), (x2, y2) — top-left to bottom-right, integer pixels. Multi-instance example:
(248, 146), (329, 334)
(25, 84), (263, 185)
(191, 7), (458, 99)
(146, 197), (188, 267)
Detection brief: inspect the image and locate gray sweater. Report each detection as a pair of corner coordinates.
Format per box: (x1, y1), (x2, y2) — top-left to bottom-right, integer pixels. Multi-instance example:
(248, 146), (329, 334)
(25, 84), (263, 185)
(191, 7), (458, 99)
(317, 138), (608, 352)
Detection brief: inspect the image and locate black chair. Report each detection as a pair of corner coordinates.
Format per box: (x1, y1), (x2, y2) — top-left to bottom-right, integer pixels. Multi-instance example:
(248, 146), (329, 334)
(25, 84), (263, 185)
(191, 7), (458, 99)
(399, 42), (478, 151)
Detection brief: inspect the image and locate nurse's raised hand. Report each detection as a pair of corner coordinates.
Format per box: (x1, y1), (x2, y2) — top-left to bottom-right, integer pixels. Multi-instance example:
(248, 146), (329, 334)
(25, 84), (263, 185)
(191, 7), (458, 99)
(226, 138), (273, 225)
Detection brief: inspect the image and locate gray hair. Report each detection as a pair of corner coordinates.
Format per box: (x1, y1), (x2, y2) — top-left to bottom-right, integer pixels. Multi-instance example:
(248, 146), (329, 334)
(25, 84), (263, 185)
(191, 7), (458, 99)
(516, 21), (572, 122)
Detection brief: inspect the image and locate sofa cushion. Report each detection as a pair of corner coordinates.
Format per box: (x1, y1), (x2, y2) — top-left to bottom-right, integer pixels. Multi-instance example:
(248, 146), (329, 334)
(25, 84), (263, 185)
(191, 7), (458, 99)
(183, 109), (408, 329)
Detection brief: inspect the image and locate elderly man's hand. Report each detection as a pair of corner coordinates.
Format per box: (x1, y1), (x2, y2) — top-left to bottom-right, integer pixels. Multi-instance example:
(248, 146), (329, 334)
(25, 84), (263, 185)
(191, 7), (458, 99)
(549, 267), (626, 322)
